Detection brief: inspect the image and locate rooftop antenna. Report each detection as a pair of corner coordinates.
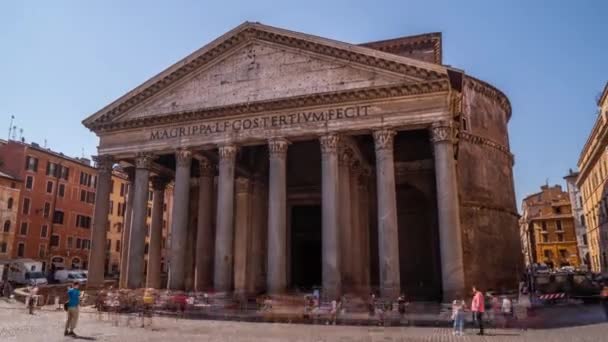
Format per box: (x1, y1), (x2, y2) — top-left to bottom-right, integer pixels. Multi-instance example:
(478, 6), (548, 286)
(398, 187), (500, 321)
(44, 139), (47, 148)
(8, 115), (14, 140)
(11, 126), (17, 140)
(81, 147), (85, 159)
(19, 128), (24, 141)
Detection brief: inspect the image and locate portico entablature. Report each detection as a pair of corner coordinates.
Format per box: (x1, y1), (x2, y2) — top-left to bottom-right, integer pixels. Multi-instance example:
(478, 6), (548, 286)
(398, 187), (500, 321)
(97, 91), (451, 157)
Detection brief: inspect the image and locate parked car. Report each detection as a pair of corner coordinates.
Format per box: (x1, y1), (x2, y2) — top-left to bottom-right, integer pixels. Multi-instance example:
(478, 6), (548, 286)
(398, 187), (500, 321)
(54, 270), (87, 284)
(7, 259), (48, 286)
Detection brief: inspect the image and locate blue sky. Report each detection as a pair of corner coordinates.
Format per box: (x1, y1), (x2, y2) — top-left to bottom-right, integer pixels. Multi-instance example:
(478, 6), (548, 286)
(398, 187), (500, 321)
(1, 1), (607, 207)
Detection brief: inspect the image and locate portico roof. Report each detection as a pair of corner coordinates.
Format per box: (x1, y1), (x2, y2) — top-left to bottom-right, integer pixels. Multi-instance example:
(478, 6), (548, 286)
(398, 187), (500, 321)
(82, 22), (453, 132)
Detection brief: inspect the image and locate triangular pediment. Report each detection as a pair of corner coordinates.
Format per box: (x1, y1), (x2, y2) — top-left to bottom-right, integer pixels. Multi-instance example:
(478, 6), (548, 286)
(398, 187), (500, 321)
(83, 22), (449, 131)
(119, 42), (416, 121)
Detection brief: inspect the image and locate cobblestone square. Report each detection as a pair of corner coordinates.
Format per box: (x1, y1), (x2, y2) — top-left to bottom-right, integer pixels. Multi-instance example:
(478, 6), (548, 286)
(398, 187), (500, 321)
(1, 301), (607, 342)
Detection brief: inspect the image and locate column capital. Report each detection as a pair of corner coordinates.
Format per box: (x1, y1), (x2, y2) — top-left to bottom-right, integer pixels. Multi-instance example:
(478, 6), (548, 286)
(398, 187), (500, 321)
(373, 129), (396, 151)
(93, 155), (114, 174)
(430, 121), (456, 144)
(199, 156), (215, 177)
(338, 146), (354, 167)
(151, 176), (169, 191)
(135, 153), (155, 169)
(235, 177), (252, 194)
(268, 138), (289, 158)
(320, 134), (340, 155)
(175, 148), (193, 168)
(218, 144), (238, 160)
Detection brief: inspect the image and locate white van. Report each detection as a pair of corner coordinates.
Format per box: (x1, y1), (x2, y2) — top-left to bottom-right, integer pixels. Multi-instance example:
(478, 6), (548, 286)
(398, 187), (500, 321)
(7, 259), (48, 286)
(54, 270), (87, 284)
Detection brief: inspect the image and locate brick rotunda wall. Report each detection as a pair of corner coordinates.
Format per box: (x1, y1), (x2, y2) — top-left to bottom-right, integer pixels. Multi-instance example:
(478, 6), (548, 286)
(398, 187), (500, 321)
(456, 77), (522, 293)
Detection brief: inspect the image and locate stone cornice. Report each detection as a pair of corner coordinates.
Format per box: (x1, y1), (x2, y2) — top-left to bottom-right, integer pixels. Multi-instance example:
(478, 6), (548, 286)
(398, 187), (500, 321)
(464, 76), (512, 120)
(83, 22), (448, 131)
(458, 131), (514, 163)
(460, 201), (519, 218)
(359, 32), (442, 64)
(90, 80), (450, 132)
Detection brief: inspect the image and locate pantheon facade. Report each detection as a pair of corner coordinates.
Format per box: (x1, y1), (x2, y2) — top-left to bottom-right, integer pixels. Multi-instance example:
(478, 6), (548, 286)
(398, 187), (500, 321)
(83, 22), (520, 301)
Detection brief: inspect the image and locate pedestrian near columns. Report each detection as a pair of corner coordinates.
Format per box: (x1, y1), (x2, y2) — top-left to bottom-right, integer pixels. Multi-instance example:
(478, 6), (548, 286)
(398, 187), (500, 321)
(600, 282), (608, 320)
(64, 282), (81, 336)
(471, 286), (485, 336)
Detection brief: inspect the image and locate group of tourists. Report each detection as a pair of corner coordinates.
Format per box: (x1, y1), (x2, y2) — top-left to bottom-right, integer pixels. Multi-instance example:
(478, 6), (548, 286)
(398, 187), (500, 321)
(451, 286), (515, 336)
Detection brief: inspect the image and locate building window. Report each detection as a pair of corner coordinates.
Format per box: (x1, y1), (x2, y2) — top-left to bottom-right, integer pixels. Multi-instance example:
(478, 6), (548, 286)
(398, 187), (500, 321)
(38, 244), (46, 258)
(120, 183), (125, 197)
(25, 156), (38, 172)
(107, 239), (111, 251)
(20, 222), (28, 236)
(67, 236), (73, 249)
(87, 191), (95, 204)
(61, 166), (69, 180)
(163, 203), (167, 212)
(554, 207), (562, 214)
(46, 162), (58, 177)
(40, 224), (48, 238)
(3, 220), (10, 232)
(80, 189), (86, 202)
(79, 172), (93, 187)
(76, 238), (82, 249)
(543, 249), (553, 259)
(17, 243), (24, 257)
(581, 215), (586, 227)
(22, 198), (30, 215)
(58, 183), (65, 197)
(109, 200), (114, 215)
(115, 222), (122, 233)
(148, 191), (153, 202)
(541, 235), (548, 243)
(50, 235), (60, 247)
(110, 180), (115, 194)
(147, 206), (152, 218)
(144, 243), (149, 254)
(46, 181), (54, 193)
(116, 240), (120, 252)
(76, 215), (92, 229)
(583, 233), (588, 245)
(557, 233), (564, 242)
(43, 202), (51, 218)
(146, 224), (150, 236)
(7, 197), (13, 209)
(559, 249), (569, 259)
(556, 220), (563, 231)
(0, 242), (7, 253)
(52, 210), (64, 224)
(541, 222), (547, 231)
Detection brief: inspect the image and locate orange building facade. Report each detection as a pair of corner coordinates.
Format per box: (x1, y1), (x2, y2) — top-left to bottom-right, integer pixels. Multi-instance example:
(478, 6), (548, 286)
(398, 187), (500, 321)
(0, 140), (96, 271)
(520, 185), (581, 268)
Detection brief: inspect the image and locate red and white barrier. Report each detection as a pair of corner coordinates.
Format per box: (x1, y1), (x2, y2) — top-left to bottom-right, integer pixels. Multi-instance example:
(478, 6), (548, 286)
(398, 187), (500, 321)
(538, 293), (566, 300)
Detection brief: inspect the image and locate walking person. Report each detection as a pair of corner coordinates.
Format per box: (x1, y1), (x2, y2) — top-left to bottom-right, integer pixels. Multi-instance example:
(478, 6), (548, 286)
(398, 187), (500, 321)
(451, 299), (466, 336)
(64, 282), (81, 336)
(601, 282), (608, 320)
(471, 286), (485, 336)
(501, 296), (513, 328)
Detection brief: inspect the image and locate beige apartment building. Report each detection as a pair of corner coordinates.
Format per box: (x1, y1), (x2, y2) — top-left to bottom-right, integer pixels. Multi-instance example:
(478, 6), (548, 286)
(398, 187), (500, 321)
(0, 171), (21, 259)
(520, 185), (580, 268)
(577, 82), (608, 272)
(107, 168), (173, 286)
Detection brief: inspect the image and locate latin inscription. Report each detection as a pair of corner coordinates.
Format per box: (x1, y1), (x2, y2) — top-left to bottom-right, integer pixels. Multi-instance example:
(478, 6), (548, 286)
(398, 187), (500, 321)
(149, 105), (371, 140)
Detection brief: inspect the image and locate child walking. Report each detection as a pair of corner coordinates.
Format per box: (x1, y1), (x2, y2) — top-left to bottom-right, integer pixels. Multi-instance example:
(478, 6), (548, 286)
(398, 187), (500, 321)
(451, 299), (466, 336)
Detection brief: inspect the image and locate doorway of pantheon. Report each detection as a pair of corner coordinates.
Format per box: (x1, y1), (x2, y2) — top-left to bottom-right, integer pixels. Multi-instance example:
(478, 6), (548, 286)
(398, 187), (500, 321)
(285, 140), (323, 291)
(289, 204), (323, 290)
